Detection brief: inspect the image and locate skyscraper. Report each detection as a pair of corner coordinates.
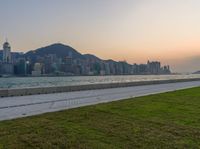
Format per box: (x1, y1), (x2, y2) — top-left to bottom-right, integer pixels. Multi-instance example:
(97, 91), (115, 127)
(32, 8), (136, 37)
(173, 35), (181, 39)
(3, 41), (12, 63)
(0, 41), (14, 75)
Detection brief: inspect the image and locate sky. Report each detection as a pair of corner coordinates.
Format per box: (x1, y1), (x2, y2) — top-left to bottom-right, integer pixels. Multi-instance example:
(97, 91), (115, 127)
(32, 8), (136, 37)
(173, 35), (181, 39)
(0, 0), (200, 73)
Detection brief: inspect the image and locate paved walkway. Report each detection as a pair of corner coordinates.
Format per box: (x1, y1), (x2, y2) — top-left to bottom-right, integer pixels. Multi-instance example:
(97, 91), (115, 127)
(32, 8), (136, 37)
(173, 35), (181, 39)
(1, 81), (200, 121)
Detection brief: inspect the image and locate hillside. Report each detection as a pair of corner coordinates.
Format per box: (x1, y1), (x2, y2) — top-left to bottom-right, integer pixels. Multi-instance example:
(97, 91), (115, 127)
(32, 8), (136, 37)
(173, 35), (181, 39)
(25, 43), (85, 60)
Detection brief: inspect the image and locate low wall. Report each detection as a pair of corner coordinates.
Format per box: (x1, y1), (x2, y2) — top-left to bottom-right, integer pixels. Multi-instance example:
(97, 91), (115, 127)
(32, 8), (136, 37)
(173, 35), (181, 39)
(1, 78), (200, 97)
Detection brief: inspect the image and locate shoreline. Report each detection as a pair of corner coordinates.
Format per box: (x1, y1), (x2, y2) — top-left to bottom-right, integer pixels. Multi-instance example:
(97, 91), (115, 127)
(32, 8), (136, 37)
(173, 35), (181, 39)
(1, 77), (200, 98)
(0, 73), (178, 78)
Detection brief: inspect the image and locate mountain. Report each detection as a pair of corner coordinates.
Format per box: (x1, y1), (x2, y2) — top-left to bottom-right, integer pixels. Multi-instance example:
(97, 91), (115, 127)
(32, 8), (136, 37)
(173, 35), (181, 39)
(0, 46), (102, 63)
(84, 54), (102, 62)
(25, 43), (85, 60)
(105, 59), (118, 63)
(193, 70), (200, 74)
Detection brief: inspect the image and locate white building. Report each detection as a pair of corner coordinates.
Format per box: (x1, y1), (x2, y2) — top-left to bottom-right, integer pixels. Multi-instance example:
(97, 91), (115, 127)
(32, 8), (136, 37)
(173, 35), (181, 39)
(0, 41), (14, 75)
(32, 63), (42, 76)
(3, 41), (12, 63)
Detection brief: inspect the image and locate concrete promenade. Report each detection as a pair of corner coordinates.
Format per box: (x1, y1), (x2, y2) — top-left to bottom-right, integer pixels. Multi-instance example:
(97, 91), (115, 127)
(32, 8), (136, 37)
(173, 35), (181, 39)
(0, 80), (200, 121)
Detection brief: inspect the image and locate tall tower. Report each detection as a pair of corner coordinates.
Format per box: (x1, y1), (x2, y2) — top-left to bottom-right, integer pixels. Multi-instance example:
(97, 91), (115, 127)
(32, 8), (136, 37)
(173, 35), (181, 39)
(3, 40), (12, 63)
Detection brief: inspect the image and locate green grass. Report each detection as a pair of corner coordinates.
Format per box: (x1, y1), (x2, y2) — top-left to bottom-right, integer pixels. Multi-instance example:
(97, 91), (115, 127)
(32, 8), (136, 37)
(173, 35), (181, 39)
(1, 87), (200, 149)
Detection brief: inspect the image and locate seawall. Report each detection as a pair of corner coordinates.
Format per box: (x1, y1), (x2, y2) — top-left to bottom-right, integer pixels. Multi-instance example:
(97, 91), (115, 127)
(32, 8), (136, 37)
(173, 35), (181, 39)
(1, 78), (200, 97)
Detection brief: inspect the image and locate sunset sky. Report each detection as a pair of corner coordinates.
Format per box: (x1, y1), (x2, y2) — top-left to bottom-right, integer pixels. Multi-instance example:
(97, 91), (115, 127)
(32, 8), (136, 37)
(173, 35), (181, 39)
(0, 0), (200, 73)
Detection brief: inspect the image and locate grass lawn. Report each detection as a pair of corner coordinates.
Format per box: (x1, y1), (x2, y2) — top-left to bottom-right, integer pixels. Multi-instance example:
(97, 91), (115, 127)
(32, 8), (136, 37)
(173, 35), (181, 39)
(1, 87), (200, 149)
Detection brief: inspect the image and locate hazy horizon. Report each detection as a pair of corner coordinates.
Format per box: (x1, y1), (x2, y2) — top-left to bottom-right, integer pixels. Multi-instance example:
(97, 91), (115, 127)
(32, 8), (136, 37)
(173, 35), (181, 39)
(1, 0), (200, 73)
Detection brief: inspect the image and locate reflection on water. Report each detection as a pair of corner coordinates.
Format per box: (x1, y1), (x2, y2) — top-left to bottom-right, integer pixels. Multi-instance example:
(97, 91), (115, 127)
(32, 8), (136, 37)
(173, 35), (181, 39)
(0, 74), (200, 89)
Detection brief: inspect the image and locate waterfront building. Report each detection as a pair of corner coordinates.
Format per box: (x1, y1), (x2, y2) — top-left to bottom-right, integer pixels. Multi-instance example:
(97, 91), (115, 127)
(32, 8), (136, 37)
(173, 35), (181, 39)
(138, 64), (148, 74)
(0, 63), (14, 75)
(104, 62), (111, 75)
(147, 61), (161, 74)
(0, 41), (14, 75)
(14, 58), (27, 75)
(3, 41), (12, 63)
(161, 65), (171, 74)
(32, 63), (42, 76)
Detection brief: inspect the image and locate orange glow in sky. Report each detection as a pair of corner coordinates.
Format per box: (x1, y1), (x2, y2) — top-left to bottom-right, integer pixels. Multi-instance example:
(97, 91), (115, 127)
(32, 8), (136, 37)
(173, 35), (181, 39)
(0, 0), (200, 72)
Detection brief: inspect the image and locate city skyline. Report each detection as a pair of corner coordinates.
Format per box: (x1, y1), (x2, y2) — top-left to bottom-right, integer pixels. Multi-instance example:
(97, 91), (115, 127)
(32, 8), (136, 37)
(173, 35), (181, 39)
(1, 0), (200, 72)
(0, 41), (171, 76)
